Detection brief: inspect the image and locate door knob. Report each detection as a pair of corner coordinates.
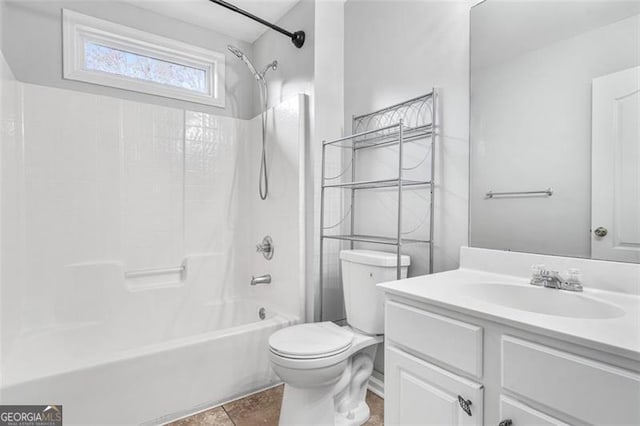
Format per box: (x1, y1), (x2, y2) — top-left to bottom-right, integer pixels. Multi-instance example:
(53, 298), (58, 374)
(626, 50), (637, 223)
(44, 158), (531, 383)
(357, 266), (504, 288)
(499, 420), (513, 426)
(594, 227), (608, 237)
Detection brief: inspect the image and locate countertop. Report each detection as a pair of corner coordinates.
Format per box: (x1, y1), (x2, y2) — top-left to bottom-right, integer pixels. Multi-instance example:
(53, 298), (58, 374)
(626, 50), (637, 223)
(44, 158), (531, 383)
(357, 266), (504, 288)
(378, 268), (640, 361)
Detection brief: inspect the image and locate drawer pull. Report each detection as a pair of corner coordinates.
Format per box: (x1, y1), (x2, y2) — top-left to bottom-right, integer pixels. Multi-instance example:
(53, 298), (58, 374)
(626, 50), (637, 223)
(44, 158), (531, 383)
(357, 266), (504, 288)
(499, 420), (513, 426)
(458, 395), (472, 416)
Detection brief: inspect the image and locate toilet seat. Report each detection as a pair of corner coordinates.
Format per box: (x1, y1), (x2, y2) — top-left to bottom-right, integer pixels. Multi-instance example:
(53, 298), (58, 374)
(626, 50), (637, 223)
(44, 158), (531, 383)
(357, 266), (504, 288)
(269, 322), (354, 359)
(269, 322), (383, 372)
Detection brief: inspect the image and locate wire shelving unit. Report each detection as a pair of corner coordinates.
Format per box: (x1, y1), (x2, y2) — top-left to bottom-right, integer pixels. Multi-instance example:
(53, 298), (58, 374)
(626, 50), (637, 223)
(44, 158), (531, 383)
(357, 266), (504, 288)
(319, 90), (437, 320)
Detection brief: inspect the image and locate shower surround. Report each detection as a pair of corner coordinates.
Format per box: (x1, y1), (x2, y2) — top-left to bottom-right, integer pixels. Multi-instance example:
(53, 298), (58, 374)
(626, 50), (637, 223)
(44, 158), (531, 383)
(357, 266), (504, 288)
(0, 80), (308, 424)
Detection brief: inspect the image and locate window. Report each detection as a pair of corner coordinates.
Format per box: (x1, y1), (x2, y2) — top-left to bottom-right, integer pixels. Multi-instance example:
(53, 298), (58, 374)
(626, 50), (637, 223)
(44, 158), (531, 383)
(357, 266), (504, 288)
(62, 9), (225, 107)
(84, 42), (208, 93)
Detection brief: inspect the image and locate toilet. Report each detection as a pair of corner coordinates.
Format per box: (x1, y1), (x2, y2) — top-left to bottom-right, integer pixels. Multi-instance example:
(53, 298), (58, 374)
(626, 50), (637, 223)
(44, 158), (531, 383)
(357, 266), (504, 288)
(269, 249), (410, 426)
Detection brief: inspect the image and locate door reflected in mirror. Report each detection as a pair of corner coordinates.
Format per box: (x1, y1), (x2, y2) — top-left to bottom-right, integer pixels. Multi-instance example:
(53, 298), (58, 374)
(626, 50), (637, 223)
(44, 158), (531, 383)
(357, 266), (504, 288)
(469, 0), (640, 263)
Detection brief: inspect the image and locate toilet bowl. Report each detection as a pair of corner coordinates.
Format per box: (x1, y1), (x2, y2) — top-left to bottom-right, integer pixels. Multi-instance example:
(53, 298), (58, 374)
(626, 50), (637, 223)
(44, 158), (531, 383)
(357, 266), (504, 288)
(269, 250), (410, 426)
(269, 322), (382, 426)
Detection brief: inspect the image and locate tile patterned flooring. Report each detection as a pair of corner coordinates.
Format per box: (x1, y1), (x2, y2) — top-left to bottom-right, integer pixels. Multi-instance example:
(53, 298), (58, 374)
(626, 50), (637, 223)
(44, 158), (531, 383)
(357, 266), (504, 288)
(170, 385), (384, 426)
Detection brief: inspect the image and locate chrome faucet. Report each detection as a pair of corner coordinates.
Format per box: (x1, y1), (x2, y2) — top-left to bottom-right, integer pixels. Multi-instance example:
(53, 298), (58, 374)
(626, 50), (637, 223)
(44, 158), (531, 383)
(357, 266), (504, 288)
(539, 270), (566, 289)
(251, 274), (271, 286)
(530, 266), (583, 292)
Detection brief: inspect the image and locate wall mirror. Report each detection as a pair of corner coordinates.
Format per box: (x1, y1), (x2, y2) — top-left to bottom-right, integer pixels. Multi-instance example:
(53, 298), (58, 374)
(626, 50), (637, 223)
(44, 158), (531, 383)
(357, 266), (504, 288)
(469, 0), (640, 263)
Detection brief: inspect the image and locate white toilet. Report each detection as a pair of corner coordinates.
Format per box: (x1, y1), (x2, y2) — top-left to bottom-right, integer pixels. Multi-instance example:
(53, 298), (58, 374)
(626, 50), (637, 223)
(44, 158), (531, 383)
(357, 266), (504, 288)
(269, 249), (410, 426)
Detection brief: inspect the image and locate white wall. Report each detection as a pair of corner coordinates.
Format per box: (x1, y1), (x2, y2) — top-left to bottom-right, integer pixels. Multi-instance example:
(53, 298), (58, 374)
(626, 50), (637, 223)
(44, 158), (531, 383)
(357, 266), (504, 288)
(469, 14), (640, 258)
(1, 0), (255, 119)
(252, 0), (315, 116)
(0, 11), (11, 79)
(471, 1), (640, 71)
(344, 0), (471, 275)
(313, 0), (345, 322)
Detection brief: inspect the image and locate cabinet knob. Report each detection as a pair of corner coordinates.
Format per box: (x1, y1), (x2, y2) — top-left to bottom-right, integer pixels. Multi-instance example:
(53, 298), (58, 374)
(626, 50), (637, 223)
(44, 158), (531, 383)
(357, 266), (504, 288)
(457, 395), (472, 416)
(499, 420), (513, 426)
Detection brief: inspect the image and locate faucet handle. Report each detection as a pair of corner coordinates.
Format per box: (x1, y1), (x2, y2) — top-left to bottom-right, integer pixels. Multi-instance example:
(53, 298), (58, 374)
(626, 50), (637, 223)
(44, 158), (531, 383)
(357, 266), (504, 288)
(256, 241), (271, 251)
(566, 268), (582, 280)
(530, 264), (545, 286)
(256, 236), (274, 260)
(563, 268), (584, 292)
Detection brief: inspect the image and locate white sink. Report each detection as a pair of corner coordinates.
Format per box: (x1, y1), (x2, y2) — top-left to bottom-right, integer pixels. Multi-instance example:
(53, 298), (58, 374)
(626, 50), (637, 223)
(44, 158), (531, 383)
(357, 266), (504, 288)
(463, 283), (625, 319)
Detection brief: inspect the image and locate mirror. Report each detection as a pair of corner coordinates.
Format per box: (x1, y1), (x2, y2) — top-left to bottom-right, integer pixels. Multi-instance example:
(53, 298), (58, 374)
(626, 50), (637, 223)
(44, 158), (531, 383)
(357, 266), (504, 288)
(469, 0), (640, 263)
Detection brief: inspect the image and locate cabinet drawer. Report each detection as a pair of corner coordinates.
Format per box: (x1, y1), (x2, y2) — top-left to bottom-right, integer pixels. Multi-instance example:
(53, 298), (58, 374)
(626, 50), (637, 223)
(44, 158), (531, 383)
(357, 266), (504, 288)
(386, 346), (483, 425)
(502, 336), (640, 425)
(499, 396), (569, 426)
(386, 300), (483, 377)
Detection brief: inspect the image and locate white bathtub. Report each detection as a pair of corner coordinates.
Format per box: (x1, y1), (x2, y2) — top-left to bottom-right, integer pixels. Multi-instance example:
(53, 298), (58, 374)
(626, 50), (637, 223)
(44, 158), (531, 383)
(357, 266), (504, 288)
(1, 300), (296, 425)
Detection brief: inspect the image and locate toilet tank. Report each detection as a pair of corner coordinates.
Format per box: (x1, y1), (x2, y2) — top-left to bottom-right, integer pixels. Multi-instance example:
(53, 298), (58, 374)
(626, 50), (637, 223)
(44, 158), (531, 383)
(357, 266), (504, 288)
(339, 249), (410, 335)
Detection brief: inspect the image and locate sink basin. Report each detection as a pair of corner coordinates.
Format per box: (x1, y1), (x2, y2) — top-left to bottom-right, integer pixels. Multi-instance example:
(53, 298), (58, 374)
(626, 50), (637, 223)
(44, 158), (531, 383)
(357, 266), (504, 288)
(463, 283), (625, 319)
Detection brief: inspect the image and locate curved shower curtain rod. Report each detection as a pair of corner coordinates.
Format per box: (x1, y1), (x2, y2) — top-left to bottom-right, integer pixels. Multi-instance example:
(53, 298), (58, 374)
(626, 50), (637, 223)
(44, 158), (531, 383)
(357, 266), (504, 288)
(208, 0), (306, 48)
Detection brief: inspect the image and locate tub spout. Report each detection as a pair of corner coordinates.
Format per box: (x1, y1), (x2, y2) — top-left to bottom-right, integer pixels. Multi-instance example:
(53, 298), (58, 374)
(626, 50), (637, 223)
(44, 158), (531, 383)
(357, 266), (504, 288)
(251, 274), (271, 286)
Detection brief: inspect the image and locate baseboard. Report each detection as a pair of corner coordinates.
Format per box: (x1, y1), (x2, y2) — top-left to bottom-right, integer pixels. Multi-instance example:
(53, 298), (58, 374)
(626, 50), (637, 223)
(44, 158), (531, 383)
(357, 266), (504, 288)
(368, 372), (384, 398)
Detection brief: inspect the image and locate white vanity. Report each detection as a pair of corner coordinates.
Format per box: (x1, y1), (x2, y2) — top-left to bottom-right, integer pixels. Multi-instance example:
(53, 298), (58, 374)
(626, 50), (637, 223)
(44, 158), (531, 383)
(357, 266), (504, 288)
(379, 247), (640, 426)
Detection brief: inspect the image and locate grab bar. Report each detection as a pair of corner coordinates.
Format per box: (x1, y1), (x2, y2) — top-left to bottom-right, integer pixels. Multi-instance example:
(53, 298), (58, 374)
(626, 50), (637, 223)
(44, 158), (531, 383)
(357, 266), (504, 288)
(125, 265), (185, 279)
(486, 187), (553, 199)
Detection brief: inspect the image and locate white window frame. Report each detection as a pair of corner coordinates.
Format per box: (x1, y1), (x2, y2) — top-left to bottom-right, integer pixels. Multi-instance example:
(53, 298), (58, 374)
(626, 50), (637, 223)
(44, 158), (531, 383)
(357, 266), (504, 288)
(62, 9), (225, 107)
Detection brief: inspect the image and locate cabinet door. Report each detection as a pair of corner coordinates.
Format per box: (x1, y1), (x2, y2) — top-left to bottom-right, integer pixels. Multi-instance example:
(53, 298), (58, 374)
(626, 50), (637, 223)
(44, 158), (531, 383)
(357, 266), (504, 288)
(386, 346), (483, 426)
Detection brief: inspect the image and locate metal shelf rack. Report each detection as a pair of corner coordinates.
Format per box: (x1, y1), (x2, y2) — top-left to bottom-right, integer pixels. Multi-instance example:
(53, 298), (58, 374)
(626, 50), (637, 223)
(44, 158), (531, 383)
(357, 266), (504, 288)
(319, 90), (437, 319)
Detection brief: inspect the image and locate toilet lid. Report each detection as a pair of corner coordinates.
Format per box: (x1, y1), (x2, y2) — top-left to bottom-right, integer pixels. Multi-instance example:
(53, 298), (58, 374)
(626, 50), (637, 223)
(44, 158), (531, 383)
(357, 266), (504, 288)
(269, 322), (354, 359)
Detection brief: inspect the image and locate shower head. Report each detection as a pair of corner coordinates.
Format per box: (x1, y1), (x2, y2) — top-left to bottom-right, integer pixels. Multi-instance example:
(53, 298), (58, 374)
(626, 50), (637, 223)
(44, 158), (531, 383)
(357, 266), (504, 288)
(227, 45), (260, 78)
(227, 45), (277, 81)
(227, 45), (244, 59)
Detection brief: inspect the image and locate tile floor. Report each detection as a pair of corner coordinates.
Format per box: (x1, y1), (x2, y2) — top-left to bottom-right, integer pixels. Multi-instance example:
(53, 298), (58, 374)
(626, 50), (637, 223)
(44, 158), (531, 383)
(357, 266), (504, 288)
(170, 385), (384, 426)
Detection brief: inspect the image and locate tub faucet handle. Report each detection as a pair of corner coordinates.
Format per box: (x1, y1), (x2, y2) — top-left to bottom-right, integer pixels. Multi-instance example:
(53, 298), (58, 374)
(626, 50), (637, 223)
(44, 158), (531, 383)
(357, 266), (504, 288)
(256, 235), (274, 260)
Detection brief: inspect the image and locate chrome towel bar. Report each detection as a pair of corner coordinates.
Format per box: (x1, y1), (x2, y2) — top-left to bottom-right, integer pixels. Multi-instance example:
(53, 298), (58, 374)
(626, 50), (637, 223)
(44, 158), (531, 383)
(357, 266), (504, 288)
(486, 187), (553, 199)
(125, 265), (185, 279)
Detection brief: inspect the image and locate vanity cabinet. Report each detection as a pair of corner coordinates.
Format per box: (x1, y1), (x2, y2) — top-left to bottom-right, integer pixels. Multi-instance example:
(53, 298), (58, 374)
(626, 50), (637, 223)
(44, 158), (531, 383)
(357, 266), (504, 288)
(384, 297), (640, 426)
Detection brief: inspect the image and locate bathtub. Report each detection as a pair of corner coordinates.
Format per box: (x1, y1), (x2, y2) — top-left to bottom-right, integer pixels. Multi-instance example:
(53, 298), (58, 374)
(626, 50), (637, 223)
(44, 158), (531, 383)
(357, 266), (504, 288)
(1, 300), (297, 425)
